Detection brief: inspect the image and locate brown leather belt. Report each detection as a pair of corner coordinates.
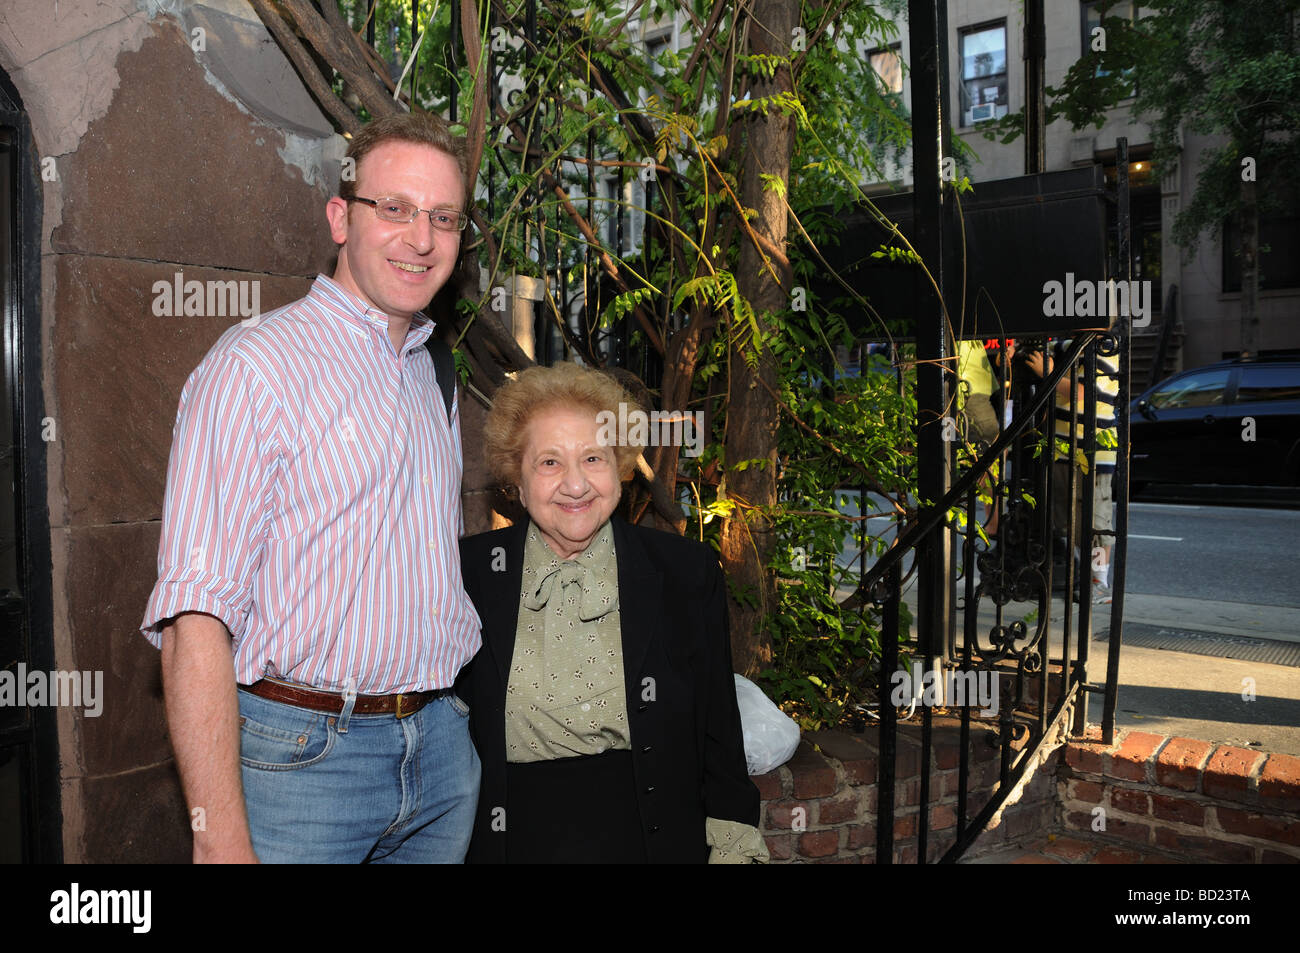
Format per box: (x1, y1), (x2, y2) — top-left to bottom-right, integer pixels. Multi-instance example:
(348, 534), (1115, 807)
(243, 678), (448, 719)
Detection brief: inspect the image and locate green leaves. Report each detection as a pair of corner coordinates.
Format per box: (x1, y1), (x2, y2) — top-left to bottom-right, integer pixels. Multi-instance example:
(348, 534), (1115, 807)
(871, 244), (923, 265)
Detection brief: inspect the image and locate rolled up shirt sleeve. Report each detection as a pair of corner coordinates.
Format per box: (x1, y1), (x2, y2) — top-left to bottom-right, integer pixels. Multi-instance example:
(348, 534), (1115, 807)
(141, 348), (282, 646)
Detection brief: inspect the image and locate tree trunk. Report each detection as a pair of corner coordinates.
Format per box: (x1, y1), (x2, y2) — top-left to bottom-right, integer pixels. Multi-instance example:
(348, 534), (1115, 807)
(720, 0), (796, 676)
(1240, 177), (1260, 358)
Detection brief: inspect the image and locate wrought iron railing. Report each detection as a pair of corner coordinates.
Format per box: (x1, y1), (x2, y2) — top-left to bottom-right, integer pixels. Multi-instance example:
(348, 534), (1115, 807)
(844, 323), (1131, 862)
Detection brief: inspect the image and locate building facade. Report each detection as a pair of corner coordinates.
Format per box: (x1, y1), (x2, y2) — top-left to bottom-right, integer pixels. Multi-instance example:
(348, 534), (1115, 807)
(868, 0), (1299, 370)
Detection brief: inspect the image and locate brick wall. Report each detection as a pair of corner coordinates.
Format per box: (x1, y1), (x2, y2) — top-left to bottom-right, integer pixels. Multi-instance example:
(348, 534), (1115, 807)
(754, 713), (1062, 863)
(754, 718), (1299, 863)
(1059, 727), (1300, 863)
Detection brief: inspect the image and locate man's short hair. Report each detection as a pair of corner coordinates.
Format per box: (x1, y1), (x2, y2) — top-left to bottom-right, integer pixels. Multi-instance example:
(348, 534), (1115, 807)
(339, 111), (468, 202)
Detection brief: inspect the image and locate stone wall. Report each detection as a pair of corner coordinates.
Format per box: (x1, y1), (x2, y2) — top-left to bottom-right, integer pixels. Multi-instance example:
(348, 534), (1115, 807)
(1, 0), (343, 861)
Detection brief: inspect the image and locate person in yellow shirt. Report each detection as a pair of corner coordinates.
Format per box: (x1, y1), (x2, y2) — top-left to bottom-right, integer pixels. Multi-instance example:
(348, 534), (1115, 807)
(957, 340), (1001, 535)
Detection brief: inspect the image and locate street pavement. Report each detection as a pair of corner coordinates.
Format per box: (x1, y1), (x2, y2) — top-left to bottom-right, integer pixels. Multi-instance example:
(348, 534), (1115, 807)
(1093, 502), (1300, 755)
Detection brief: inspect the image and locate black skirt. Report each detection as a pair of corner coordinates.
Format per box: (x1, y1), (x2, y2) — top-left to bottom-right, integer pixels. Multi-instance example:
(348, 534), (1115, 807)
(504, 749), (648, 863)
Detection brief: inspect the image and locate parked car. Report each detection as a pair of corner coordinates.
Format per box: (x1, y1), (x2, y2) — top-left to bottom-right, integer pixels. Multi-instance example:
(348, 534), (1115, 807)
(1130, 357), (1300, 488)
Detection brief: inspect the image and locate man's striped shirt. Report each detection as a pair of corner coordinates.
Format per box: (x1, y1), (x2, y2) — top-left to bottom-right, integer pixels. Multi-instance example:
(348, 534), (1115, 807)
(141, 276), (481, 693)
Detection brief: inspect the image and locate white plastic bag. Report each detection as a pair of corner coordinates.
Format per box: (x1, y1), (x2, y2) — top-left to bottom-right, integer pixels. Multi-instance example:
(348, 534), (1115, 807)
(733, 674), (800, 775)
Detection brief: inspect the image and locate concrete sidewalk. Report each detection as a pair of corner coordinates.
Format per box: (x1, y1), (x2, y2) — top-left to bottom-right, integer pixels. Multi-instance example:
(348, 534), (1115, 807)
(885, 583), (1300, 757)
(1121, 593), (1299, 644)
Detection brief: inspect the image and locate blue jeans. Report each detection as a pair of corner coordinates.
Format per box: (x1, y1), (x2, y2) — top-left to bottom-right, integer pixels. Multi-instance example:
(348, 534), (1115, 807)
(237, 686), (480, 863)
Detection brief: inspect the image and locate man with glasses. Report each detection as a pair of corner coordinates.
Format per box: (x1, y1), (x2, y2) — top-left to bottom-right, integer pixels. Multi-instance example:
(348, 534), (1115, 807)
(141, 112), (481, 863)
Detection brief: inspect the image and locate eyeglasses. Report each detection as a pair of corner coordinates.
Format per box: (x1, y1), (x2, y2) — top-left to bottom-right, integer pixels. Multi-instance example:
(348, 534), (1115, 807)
(349, 196), (468, 232)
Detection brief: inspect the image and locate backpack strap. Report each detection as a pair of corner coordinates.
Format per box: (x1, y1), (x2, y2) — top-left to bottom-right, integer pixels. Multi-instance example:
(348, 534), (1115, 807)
(424, 336), (456, 419)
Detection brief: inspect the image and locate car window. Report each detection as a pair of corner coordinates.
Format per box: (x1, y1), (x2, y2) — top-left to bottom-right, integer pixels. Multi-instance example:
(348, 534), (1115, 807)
(1236, 365), (1300, 403)
(1149, 369), (1230, 409)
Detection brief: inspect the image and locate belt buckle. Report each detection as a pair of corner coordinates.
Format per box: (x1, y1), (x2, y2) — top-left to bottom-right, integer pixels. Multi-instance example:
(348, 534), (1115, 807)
(395, 693), (417, 719)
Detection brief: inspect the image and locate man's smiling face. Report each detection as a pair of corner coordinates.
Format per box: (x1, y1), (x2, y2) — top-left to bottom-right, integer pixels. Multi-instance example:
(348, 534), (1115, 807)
(325, 140), (463, 323)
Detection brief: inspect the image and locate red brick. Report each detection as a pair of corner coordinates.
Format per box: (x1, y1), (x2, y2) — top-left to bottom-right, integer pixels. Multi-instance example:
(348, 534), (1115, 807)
(1154, 737), (1214, 792)
(1104, 816), (1152, 845)
(1094, 845), (1144, 864)
(1042, 835), (1094, 861)
(930, 803), (957, 831)
(977, 760), (1004, 790)
(933, 738), (961, 771)
(1110, 787), (1150, 815)
(1216, 807), (1300, 847)
(1079, 723), (1105, 743)
(765, 799), (809, 831)
(843, 757), (877, 786)
(1064, 741), (1107, 774)
(894, 777), (921, 807)
(751, 769), (784, 801)
(1063, 809), (1100, 833)
(943, 767), (993, 798)
(925, 835), (955, 864)
(1203, 746), (1265, 802)
(963, 728), (999, 764)
(860, 785), (877, 814)
(1006, 805), (1051, 840)
(788, 744), (838, 799)
(763, 833), (792, 861)
(1154, 828), (1254, 863)
(1261, 849), (1300, 864)
(890, 737), (922, 777)
(895, 844), (918, 864)
(893, 813), (916, 839)
(797, 830), (840, 858)
(937, 769), (957, 796)
(1151, 794), (1205, 826)
(1259, 753), (1300, 808)
(846, 823), (874, 850)
(1108, 731), (1166, 782)
(817, 792), (861, 825)
(1067, 778), (1104, 804)
(980, 814), (1009, 843)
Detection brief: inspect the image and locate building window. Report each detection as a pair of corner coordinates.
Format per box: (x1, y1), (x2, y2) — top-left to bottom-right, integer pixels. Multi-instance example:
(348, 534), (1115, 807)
(1223, 175), (1300, 292)
(645, 33), (672, 81)
(868, 44), (903, 96)
(603, 175), (647, 255)
(959, 23), (1007, 127)
(1081, 1), (1139, 96)
(1222, 213), (1300, 292)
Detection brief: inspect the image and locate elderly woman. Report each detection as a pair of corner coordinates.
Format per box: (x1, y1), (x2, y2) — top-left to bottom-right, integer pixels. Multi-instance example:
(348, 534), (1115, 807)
(456, 362), (766, 863)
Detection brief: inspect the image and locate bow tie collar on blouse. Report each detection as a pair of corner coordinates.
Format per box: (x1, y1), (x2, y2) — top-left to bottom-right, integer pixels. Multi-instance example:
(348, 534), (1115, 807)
(520, 524), (619, 622)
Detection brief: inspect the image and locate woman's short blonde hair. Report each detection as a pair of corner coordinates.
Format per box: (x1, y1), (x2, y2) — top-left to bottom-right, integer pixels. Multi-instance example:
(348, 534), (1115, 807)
(484, 362), (645, 489)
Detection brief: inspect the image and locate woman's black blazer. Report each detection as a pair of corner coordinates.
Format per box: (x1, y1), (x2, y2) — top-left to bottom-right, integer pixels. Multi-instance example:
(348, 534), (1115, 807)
(456, 515), (759, 863)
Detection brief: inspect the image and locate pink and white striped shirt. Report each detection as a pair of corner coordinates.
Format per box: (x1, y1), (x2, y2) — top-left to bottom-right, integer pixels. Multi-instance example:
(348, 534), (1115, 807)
(141, 275), (481, 694)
